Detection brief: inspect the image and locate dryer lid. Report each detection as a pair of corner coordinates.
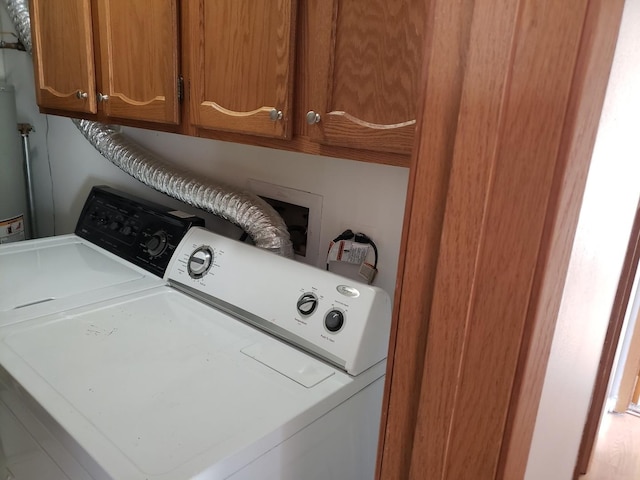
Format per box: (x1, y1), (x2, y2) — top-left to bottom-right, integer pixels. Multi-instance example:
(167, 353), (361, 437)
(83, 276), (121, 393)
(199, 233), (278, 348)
(0, 237), (145, 312)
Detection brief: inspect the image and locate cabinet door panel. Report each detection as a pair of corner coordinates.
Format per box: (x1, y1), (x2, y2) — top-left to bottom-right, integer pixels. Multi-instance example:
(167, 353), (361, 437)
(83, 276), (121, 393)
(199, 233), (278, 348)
(96, 0), (179, 124)
(187, 0), (296, 139)
(308, 0), (425, 154)
(29, 0), (97, 113)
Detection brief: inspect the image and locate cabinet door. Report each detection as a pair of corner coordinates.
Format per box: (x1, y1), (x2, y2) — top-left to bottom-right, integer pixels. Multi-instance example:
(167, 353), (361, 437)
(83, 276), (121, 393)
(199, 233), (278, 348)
(29, 0), (97, 114)
(185, 0), (296, 139)
(95, 0), (179, 125)
(306, 0), (426, 154)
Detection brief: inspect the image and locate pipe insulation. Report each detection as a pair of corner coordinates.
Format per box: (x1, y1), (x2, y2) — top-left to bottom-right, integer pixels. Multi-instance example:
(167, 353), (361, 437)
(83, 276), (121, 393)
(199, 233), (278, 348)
(4, 0), (293, 257)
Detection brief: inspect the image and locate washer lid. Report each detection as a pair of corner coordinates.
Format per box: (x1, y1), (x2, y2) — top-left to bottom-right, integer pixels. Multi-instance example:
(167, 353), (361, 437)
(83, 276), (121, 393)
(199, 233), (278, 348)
(0, 287), (383, 480)
(0, 235), (154, 314)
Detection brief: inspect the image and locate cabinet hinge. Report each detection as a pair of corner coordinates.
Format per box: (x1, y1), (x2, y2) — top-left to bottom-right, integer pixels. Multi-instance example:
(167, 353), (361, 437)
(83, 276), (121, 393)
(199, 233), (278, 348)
(178, 75), (184, 103)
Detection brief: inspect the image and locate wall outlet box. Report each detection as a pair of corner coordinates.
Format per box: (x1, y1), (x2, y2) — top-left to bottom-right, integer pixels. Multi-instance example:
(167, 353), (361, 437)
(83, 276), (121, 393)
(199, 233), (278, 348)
(247, 179), (323, 266)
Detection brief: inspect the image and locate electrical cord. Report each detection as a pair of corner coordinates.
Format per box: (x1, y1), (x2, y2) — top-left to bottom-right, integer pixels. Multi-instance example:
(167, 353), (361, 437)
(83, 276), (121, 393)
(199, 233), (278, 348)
(325, 229), (378, 275)
(326, 229), (354, 270)
(353, 232), (378, 269)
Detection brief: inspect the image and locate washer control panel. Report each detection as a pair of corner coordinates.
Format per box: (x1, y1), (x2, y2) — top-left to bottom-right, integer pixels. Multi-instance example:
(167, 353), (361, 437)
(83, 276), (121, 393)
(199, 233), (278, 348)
(296, 292), (318, 316)
(187, 246), (214, 279)
(75, 186), (205, 277)
(166, 227), (392, 376)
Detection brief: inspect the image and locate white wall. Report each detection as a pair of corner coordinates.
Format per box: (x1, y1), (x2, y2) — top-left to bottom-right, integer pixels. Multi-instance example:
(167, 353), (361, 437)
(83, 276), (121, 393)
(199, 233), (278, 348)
(525, 1), (640, 478)
(0, 3), (409, 298)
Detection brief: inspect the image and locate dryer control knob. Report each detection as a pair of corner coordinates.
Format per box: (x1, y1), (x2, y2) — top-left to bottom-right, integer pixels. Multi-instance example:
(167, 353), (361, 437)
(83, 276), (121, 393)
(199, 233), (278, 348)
(296, 293), (318, 316)
(188, 246), (214, 279)
(146, 231), (168, 257)
(325, 309), (345, 332)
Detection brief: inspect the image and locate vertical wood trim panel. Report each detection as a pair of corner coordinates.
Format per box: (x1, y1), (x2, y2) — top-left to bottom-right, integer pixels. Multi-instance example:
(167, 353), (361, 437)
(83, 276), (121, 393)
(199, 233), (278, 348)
(378, 0), (623, 478)
(376, 0), (474, 478)
(499, 0), (626, 477)
(410, 0), (589, 476)
(180, 0), (196, 137)
(408, 0), (523, 476)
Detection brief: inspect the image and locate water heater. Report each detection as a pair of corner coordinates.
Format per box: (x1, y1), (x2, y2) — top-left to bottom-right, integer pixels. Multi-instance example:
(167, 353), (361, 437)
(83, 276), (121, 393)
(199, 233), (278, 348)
(0, 83), (30, 242)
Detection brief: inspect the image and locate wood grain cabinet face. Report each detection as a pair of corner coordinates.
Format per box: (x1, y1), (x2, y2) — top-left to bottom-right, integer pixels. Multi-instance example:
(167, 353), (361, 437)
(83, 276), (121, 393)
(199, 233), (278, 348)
(30, 0), (97, 114)
(185, 0), (297, 139)
(29, 0), (180, 125)
(95, 0), (179, 125)
(304, 0), (426, 155)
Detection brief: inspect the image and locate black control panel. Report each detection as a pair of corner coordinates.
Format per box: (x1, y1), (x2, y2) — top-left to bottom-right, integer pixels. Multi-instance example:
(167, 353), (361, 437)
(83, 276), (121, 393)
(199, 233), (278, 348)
(75, 186), (205, 277)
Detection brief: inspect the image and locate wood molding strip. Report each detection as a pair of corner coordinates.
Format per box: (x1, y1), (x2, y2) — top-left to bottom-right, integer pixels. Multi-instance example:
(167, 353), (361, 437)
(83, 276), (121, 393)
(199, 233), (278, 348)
(408, 0), (524, 476)
(377, 0), (624, 478)
(499, 1), (626, 478)
(574, 199), (640, 477)
(376, 0), (474, 477)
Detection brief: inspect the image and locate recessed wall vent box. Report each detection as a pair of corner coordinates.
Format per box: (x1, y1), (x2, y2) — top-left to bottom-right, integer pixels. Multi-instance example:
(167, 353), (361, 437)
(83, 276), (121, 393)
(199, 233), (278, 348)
(247, 179), (323, 266)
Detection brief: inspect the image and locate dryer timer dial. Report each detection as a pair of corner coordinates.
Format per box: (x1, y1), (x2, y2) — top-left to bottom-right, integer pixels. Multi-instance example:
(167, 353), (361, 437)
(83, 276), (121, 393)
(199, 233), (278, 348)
(145, 231), (168, 257)
(188, 246), (214, 279)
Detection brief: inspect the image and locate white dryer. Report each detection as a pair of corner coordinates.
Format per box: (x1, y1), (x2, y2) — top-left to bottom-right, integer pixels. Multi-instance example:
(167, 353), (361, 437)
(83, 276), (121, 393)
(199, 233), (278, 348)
(0, 185), (204, 479)
(0, 185), (204, 326)
(0, 226), (392, 480)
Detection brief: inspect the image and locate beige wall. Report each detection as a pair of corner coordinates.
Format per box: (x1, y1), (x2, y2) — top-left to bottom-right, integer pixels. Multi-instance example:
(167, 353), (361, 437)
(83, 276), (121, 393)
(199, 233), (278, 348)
(525, 0), (640, 478)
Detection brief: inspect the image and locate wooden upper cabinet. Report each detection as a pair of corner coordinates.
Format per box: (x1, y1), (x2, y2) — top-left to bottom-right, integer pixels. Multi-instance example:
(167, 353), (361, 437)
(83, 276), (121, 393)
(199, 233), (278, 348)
(94, 0), (179, 124)
(184, 0), (297, 139)
(30, 0), (97, 114)
(28, 0), (422, 164)
(304, 0), (426, 155)
(29, 0), (179, 125)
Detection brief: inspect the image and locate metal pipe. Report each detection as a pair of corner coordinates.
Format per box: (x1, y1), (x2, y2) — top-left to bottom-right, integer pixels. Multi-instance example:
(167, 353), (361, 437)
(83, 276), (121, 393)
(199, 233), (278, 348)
(0, 31), (26, 51)
(17, 123), (36, 238)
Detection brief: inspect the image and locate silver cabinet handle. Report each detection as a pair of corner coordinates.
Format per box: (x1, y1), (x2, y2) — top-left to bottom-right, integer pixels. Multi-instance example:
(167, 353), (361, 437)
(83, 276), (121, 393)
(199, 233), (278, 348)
(269, 109), (283, 121)
(98, 93), (109, 102)
(75, 90), (88, 99)
(306, 111), (321, 125)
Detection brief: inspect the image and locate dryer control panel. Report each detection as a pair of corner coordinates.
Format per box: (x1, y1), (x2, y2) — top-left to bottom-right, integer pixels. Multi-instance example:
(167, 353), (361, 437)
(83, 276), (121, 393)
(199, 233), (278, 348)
(166, 227), (392, 376)
(75, 186), (205, 277)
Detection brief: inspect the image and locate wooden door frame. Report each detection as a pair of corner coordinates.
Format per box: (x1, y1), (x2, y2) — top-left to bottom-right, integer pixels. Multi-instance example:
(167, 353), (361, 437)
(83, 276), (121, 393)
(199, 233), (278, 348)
(615, 303), (640, 412)
(574, 200), (640, 477)
(376, 0), (625, 478)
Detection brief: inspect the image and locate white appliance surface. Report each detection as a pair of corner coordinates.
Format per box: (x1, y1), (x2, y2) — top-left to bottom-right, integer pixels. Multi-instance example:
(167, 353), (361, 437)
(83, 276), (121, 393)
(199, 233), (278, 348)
(0, 287), (385, 480)
(0, 226), (392, 480)
(0, 235), (162, 326)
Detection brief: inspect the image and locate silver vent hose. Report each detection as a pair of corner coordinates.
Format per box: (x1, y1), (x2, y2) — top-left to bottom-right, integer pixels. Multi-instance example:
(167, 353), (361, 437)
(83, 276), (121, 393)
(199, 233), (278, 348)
(4, 0), (293, 257)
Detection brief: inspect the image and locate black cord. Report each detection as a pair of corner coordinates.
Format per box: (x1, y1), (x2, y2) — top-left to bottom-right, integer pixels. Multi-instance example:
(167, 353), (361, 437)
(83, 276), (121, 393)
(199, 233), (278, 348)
(333, 229), (354, 242)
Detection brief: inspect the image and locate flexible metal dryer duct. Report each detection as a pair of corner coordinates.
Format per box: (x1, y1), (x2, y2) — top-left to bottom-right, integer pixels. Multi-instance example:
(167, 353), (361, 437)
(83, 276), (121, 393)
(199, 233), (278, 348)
(4, 0), (293, 257)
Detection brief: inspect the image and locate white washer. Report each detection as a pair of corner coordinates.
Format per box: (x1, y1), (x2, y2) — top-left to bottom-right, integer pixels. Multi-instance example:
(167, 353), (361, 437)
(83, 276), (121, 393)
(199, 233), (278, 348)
(0, 226), (392, 480)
